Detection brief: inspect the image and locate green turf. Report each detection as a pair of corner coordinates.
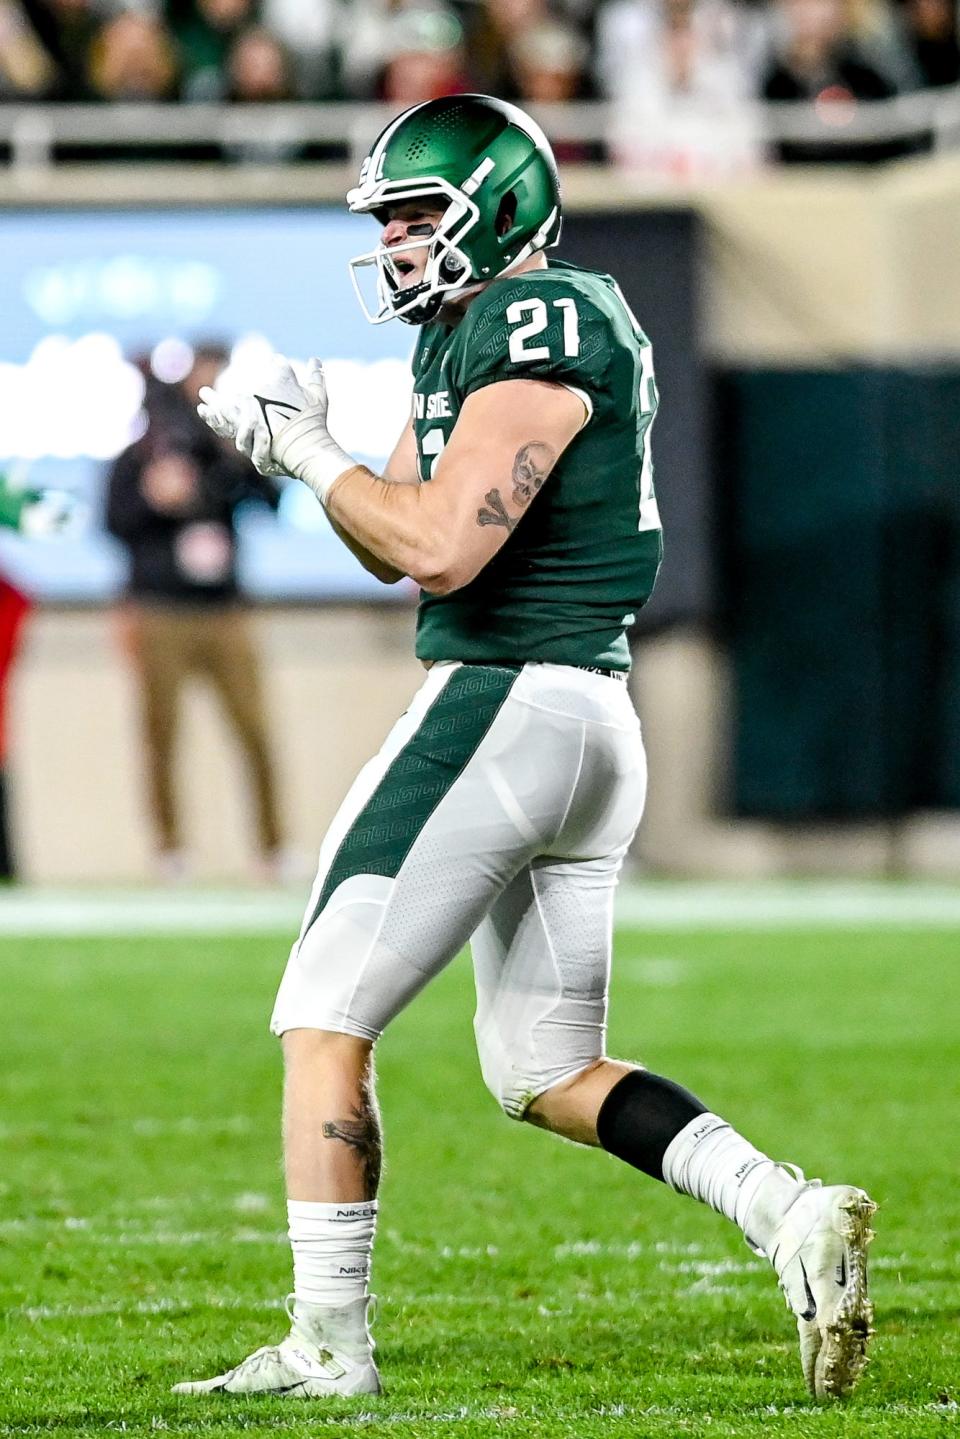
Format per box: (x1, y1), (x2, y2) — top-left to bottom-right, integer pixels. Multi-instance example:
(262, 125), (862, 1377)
(1, 924), (958, 1437)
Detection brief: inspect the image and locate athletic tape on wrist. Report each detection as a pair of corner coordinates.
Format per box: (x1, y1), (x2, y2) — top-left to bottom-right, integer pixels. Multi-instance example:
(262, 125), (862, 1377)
(274, 405), (357, 504)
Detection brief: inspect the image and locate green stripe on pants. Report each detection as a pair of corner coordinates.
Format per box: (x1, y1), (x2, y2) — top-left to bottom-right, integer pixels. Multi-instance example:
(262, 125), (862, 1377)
(304, 663), (521, 936)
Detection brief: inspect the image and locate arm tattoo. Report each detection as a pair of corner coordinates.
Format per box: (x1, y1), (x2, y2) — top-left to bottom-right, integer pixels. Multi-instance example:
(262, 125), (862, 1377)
(476, 488), (517, 532)
(475, 442), (556, 532)
(511, 442), (554, 507)
(322, 1107), (382, 1196)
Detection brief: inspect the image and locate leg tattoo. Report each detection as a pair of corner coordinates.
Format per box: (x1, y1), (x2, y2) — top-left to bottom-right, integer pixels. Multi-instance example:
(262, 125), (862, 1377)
(321, 1082), (382, 1198)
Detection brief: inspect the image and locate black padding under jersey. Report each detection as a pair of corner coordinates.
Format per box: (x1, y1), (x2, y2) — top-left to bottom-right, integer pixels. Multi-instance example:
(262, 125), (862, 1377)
(596, 1069), (708, 1181)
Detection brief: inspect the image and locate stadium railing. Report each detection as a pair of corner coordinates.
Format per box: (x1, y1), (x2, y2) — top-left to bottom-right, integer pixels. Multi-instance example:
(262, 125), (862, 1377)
(1, 92), (960, 169)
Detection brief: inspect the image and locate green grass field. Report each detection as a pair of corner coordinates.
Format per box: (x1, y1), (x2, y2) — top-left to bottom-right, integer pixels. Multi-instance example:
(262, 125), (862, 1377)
(1, 902), (958, 1437)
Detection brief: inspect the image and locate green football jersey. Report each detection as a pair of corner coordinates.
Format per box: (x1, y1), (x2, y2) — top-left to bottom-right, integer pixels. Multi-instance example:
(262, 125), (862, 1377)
(411, 258), (663, 672)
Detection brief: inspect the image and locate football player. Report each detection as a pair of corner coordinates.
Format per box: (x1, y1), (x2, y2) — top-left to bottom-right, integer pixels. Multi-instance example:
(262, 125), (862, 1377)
(178, 96), (875, 1404)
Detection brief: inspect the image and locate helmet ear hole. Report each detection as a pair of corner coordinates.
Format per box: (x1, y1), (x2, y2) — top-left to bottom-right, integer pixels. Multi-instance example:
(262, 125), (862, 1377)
(495, 191), (518, 239)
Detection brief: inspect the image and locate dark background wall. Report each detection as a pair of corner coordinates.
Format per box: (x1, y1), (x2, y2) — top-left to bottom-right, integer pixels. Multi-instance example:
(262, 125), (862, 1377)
(718, 368), (960, 818)
(562, 210), (711, 633)
(560, 211), (960, 821)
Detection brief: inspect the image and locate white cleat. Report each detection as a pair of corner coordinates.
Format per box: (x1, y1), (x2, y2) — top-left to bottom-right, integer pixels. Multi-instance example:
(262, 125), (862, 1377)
(172, 1296), (380, 1399)
(766, 1180), (877, 1401)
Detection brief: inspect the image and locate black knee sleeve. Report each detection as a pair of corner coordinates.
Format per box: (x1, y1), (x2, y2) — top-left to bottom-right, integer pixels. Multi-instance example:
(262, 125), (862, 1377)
(596, 1069), (708, 1181)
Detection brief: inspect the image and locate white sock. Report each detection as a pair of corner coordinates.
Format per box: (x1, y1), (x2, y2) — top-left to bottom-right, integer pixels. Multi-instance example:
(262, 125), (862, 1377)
(287, 1199), (378, 1306)
(661, 1114), (801, 1253)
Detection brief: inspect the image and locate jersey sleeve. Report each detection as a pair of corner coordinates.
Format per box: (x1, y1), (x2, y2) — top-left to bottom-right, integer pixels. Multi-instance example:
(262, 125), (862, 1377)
(456, 279), (612, 422)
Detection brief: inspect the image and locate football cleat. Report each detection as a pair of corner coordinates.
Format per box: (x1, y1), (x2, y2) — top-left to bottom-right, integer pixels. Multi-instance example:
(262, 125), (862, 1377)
(766, 1179), (877, 1400)
(172, 1295), (380, 1398)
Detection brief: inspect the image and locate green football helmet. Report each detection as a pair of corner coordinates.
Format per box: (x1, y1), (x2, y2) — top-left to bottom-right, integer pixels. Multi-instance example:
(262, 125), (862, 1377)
(346, 94), (562, 325)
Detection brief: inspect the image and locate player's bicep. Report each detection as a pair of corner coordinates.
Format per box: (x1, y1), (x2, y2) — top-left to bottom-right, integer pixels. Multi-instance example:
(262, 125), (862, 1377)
(428, 379), (586, 592)
(383, 417), (421, 486)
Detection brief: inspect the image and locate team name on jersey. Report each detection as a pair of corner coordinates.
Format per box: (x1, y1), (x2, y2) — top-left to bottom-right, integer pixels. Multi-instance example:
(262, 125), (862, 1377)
(413, 390), (452, 421)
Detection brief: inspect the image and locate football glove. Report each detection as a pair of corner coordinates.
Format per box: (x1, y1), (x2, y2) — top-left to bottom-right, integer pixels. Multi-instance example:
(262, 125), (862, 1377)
(196, 388), (241, 442)
(198, 356), (357, 502)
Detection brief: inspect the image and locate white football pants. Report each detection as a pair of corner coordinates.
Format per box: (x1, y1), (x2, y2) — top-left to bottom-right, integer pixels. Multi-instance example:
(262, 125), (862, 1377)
(271, 660), (647, 1118)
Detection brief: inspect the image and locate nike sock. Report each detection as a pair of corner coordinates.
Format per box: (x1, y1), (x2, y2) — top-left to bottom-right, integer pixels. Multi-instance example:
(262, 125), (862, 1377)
(661, 1114), (801, 1252)
(595, 1071), (800, 1252)
(288, 1199), (378, 1306)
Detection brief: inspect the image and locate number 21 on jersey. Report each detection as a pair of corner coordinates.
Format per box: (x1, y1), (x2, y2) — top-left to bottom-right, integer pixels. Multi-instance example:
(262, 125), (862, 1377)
(506, 298), (580, 362)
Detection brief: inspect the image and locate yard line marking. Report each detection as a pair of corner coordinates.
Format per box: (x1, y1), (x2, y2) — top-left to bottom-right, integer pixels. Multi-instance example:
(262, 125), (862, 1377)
(0, 1223), (287, 1245)
(0, 1115), (254, 1141)
(0, 1204), (932, 1276)
(1, 881), (959, 935)
(12, 1293), (660, 1322)
(15, 1296), (287, 1320)
(666, 1258), (763, 1277)
(679, 1280), (747, 1298)
(552, 1239), (705, 1258)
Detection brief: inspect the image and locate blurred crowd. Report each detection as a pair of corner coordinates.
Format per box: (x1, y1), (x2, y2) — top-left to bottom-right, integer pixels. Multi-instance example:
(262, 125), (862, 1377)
(0, 0), (958, 168)
(1, 0), (957, 106)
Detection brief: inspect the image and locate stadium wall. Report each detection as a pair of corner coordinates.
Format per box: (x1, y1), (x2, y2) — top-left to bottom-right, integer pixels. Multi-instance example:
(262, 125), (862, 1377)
(5, 158), (960, 881)
(11, 604), (423, 882)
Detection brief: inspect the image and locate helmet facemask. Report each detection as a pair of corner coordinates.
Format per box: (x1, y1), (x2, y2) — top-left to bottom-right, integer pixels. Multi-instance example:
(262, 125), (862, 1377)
(348, 178), (481, 326)
(346, 96), (563, 326)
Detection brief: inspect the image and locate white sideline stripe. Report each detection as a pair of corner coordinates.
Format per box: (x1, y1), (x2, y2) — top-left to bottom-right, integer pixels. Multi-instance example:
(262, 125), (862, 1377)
(0, 889), (303, 935)
(1, 881), (960, 935)
(616, 882), (960, 928)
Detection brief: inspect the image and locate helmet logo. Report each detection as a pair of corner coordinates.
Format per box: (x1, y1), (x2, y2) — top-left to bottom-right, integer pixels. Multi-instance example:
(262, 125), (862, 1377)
(354, 150), (386, 196)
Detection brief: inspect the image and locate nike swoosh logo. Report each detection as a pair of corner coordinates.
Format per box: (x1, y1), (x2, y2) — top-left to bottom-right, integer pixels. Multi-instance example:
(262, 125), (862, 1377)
(798, 1257), (817, 1321)
(254, 394), (301, 440)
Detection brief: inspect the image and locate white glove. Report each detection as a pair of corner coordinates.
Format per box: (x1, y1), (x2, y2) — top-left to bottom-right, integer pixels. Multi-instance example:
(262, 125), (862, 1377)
(197, 388), (240, 442)
(195, 385), (283, 480)
(198, 356), (357, 503)
(197, 383), (286, 479)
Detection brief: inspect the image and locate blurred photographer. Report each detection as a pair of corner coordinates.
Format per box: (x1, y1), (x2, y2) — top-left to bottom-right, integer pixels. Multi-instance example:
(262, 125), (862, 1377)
(106, 343), (286, 882)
